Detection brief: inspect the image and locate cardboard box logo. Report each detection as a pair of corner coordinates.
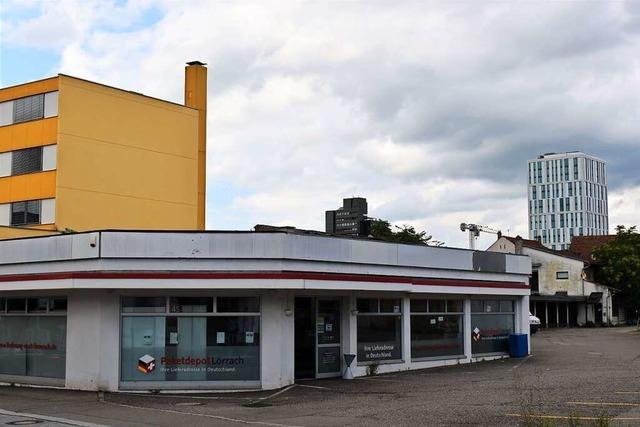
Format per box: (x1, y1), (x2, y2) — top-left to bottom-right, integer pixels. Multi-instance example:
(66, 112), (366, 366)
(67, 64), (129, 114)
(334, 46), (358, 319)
(138, 354), (156, 374)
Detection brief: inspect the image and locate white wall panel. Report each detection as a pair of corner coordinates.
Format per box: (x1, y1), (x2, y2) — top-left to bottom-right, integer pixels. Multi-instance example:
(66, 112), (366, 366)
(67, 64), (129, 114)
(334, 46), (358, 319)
(0, 151), (11, 177)
(0, 101), (12, 126)
(0, 203), (10, 226)
(44, 91), (59, 118)
(42, 145), (57, 171)
(41, 198), (56, 224)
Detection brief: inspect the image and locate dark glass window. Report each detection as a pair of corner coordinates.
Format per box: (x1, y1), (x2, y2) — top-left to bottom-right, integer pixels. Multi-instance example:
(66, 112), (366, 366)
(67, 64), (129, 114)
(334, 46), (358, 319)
(556, 271), (569, 280)
(169, 297), (212, 313)
(410, 299), (428, 313)
(447, 300), (463, 313)
(48, 297), (67, 312)
(11, 147), (43, 175)
(121, 297), (166, 313)
(357, 298), (378, 313)
(411, 314), (464, 359)
(499, 300), (514, 313)
(379, 299), (402, 313)
(207, 316), (260, 346)
(0, 298), (5, 312)
(13, 94), (44, 123)
(428, 299), (446, 313)
(7, 298), (26, 313)
(471, 300), (484, 313)
(11, 200), (41, 226)
(357, 315), (402, 362)
(216, 297), (260, 313)
(27, 298), (48, 313)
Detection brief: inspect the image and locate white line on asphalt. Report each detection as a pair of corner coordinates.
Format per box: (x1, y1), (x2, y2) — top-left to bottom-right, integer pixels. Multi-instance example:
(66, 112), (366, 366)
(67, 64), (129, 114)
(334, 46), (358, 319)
(510, 355), (533, 370)
(257, 385), (296, 401)
(615, 391), (640, 394)
(567, 401), (640, 407)
(505, 413), (640, 421)
(103, 401), (303, 427)
(294, 384), (331, 390)
(0, 408), (110, 427)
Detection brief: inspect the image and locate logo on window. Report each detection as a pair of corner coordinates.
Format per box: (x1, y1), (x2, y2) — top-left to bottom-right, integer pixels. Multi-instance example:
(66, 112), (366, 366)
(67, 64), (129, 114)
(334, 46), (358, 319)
(138, 354), (156, 374)
(472, 327), (481, 342)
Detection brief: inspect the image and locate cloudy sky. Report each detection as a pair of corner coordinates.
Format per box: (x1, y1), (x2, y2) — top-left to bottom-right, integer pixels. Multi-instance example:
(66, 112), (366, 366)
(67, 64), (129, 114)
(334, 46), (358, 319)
(1, 1), (639, 248)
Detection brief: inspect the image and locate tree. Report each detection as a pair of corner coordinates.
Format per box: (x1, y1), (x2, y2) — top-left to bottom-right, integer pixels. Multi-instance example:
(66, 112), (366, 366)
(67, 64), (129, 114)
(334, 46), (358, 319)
(592, 225), (640, 315)
(368, 219), (443, 246)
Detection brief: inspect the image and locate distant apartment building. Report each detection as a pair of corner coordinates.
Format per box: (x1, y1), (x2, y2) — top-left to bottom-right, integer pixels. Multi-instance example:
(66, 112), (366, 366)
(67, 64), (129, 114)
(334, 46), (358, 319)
(0, 62), (208, 239)
(325, 197), (369, 237)
(527, 152), (608, 250)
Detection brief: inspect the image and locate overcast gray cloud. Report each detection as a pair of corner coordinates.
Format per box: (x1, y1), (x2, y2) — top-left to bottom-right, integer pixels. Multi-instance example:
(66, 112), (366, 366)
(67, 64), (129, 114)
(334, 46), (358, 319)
(2, 0), (639, 248)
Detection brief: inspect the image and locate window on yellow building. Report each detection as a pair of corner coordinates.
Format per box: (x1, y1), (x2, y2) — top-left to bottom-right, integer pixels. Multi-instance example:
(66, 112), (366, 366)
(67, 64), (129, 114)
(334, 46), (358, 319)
(11, 147), (43, 175)
(10, 200), (41, 226)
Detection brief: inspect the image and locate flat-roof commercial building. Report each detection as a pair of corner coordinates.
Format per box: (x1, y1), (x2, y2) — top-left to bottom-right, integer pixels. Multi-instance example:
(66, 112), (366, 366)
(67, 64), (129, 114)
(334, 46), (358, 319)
(0, 231), (530, 391)
(0, 62), (208, 240)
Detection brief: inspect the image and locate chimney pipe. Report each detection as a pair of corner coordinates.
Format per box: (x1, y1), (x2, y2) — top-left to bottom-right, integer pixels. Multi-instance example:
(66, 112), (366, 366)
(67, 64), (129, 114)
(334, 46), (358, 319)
(185, 61), (207, 230)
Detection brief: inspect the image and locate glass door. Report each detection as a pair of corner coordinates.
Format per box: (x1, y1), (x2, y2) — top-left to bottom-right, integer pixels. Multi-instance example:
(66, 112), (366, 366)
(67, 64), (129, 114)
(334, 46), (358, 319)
(316, 299), (341, 378)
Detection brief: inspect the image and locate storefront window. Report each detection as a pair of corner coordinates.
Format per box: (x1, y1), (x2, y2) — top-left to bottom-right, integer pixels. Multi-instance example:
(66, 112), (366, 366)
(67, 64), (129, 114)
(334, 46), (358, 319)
(0, 297), (67, 379)
(471, 299), (515, 354)
(411, 298), (464, 359)
(120, 296), (260, 383)
(357, 298), (402, 363)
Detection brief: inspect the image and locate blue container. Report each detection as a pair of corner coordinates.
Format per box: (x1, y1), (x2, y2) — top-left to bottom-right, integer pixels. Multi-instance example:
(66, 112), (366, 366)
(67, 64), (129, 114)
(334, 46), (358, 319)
(508, 333), (528, 358)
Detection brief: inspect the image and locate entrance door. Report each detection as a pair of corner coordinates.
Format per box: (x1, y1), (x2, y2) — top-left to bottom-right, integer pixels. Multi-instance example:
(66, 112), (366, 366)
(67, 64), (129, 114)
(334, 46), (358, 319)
(316, 299), (341, 378)
(294, 298), (315, 379)
(294, 298), (342, 379)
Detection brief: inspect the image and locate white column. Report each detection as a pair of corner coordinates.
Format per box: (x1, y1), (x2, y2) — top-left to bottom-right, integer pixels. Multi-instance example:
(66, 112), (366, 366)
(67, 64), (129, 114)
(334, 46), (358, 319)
(341, 293), (357, 378)
(260, 291), (294, 390)
(520, 295), (531, 355)
(65, 291), (120, 391)
(402, 295), (411, 369)
(545, 302), (549, 328)
(463, 298), (472, 360)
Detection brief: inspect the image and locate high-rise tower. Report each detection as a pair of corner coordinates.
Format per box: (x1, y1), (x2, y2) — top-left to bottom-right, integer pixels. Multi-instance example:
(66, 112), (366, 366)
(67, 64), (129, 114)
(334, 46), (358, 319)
(527, 152), (608, 250)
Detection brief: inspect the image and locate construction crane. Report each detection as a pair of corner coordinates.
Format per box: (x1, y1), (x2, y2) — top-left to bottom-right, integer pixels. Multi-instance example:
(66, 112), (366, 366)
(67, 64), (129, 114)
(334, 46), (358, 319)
(460, 223), (502, 250)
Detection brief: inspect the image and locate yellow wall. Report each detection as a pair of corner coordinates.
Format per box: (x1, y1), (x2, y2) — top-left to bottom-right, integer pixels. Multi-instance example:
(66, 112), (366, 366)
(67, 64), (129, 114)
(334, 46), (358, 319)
(0, 171), (56, 202)
(56, 75), (200, 231)
(0, 77), (58, 103)
(0, 118), (57, 153)
(0, 226), (58, 240)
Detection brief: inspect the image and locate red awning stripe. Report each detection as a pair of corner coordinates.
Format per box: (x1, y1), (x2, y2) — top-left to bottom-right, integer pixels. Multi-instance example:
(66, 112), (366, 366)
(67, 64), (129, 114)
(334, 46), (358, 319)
(0, 270), (529, 289)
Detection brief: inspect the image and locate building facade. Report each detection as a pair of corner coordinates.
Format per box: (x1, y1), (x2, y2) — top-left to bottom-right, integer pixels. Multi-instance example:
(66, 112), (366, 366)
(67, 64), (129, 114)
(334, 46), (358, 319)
(325, 197), (369, 237)
(527, 152), (608, 250)
(488, 235), (616, 327)
(0, 62), (207, 240)
(0, 231), (531, 391)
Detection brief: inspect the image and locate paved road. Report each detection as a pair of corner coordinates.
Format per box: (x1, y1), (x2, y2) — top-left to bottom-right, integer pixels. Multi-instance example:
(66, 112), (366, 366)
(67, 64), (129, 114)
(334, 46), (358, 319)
(0, 327), (639, 426)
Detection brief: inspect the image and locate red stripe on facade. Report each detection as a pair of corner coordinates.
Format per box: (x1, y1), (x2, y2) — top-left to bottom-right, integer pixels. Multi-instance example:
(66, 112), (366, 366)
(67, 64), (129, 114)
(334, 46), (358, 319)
(0, 270), (529, 289)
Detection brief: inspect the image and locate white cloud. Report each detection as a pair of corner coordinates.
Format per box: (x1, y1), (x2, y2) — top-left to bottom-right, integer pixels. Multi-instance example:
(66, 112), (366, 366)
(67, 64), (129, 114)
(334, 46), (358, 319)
(2, 1), (639, 248)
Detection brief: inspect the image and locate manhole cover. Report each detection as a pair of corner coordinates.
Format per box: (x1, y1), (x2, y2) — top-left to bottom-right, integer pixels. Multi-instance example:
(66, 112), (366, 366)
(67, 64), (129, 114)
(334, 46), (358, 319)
(6, 421), (44, 426)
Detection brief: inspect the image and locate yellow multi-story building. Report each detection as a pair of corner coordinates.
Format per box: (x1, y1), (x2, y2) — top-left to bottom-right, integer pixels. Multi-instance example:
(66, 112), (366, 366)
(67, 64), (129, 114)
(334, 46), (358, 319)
(0, 62), (207, 239)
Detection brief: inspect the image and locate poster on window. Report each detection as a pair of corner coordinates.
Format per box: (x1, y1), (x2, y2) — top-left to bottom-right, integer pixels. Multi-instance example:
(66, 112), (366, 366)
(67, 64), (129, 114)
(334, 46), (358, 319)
(471, 314), (514, 354)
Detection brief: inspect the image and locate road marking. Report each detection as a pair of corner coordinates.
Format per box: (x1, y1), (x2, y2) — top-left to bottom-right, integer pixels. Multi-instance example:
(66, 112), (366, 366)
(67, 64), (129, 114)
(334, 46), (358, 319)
(103, 401), (303, 427)
(356, 377), (403, 382)
(616, 391), (640, 394)
(567, 401), (640, 407)
(510, 355), (533, 370)
(506, 413), (640, 421)
(0, 408), (109, 427)
(294, 384), (331, 390)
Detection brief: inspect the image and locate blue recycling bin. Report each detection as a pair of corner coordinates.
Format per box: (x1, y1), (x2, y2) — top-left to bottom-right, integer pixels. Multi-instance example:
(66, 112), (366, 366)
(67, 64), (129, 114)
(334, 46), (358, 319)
(508, 333), (528, 358)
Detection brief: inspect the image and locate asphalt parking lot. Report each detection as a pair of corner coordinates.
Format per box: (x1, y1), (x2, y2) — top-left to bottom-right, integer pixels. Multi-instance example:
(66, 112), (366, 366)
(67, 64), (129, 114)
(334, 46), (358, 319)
(0, 327), (639, 427)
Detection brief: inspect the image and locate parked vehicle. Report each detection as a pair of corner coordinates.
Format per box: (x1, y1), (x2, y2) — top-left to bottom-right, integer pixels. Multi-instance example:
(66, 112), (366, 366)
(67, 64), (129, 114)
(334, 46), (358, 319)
(529, 312), (541, 334)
